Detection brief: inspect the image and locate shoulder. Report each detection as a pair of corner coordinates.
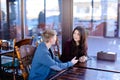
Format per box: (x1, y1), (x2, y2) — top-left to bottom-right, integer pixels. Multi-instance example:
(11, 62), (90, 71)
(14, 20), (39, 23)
(36, 42), (48, 53)
(38, 42), (46, 49)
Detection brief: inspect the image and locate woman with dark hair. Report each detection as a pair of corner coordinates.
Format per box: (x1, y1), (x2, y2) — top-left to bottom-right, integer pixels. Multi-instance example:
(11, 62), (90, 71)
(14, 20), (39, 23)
(60, 26), (88, 62)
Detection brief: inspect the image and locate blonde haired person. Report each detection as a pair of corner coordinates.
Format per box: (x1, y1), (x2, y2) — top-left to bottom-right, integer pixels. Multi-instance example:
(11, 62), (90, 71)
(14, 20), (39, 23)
(29, 29), (78, 80)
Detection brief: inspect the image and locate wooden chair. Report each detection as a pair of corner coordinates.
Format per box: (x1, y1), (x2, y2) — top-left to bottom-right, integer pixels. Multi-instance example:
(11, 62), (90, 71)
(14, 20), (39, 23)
(15, 44), (36, 80)
(52, 36), (61, 58)
(1, 39), (19, 80)
(1, 38), (34, 80)
(1, 40), (9, 50)
(1, 38), (33, 68)
(1, 39), (17, 70)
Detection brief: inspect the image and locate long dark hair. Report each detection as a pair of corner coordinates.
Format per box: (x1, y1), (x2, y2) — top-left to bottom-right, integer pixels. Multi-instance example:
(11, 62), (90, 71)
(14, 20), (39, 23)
(71, 26), (87, 59)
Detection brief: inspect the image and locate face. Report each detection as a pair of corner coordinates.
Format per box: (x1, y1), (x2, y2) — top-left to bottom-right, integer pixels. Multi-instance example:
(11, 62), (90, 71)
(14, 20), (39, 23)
(73, 30), (80, 42)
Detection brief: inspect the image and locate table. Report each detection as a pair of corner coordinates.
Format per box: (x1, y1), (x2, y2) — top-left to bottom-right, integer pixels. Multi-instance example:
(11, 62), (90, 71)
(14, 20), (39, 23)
(50, 56), (120, 80)
(50, 67), (120, 80)
(0, 49), (14, 70)
(74, 56), (120, 73)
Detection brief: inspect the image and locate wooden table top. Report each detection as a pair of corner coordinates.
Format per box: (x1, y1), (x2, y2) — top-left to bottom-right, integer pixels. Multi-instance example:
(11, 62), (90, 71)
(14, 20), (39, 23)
(50, 56), (120, 80)
(51, 67), (120, 80)
(74, 56), (120, 73)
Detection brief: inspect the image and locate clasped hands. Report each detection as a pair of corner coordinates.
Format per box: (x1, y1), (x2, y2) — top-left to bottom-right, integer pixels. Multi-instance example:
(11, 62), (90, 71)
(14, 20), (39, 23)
(71, 56), (87, 64)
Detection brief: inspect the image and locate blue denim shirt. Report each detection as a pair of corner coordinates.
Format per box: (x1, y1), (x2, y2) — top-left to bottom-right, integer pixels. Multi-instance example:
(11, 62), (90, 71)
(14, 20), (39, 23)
(29, 42), (73, 80)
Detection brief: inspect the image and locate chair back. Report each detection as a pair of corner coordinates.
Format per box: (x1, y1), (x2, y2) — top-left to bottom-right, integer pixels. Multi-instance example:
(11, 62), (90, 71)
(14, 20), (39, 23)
(15, 38), (33, 47)
(15, 45), (36, 80)
(53, 36), (61, 58)
(0, 40), (9, 50)
(12, 38), (33, 60)
(15, 39), (36, 80)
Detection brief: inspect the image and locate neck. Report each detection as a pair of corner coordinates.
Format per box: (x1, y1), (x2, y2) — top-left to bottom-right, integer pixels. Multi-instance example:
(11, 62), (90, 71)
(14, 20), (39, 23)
(45, 42), (51, 49)
(76, 42), (79, 46)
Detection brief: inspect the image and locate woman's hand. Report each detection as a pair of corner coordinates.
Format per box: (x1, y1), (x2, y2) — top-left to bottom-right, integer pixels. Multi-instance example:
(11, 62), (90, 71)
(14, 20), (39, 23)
(79, 56), (87, 62)
(71, 57), (78, 64)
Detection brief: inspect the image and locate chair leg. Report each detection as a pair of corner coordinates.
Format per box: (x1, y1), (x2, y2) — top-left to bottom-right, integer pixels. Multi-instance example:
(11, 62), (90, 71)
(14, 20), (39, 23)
(13, 73), (16, 80)
(13, 67), (18, 80)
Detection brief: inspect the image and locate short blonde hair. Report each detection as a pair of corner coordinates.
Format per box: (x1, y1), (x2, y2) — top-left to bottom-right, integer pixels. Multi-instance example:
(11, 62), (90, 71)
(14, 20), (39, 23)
(42, 29), (57, 42)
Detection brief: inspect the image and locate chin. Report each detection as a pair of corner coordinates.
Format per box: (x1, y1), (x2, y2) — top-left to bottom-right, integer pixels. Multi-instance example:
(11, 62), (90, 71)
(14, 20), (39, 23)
(74, 40), (79, 42)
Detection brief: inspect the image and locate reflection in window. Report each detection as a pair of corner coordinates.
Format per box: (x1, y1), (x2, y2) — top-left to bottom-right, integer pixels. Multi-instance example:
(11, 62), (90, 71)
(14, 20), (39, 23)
(0, 0), (7, 39)
(0, 0), (17, 40)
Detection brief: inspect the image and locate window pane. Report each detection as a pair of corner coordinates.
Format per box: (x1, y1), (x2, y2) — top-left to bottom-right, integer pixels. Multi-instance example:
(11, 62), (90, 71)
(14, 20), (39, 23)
(26, 0), (44, 37)
(1, 0), (18, 40)
(0, 0), (7, 39)
(73, 0), (119, 57)
(46, 0), (62, 54)
(73, 0), (118, 38)
(73, 0), (94, 36)
(106, 0), (118, 37)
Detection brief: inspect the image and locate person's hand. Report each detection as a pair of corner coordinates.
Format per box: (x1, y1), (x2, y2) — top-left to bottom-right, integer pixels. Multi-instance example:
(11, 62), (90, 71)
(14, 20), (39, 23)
(71, 57), (78, 64)
(79, 56), (87, 62)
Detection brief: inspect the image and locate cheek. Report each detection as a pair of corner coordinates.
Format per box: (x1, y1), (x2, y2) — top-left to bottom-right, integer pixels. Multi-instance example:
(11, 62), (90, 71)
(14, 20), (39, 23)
(78, 36), (80, 40)
(73, 34), (76, 39)
(53, 38), (57, 44)
(54, 40), (56, 44)
(73, 34), (80, 40)
(55, 37), (57, 42)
